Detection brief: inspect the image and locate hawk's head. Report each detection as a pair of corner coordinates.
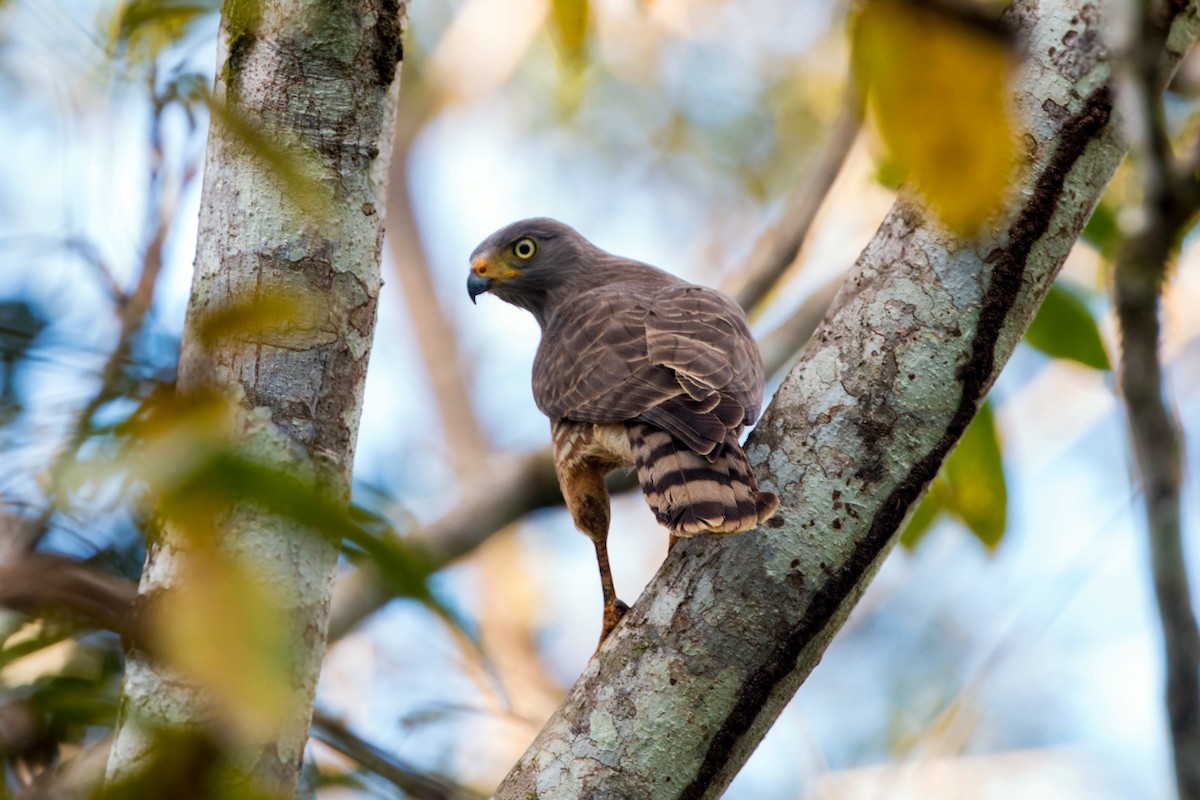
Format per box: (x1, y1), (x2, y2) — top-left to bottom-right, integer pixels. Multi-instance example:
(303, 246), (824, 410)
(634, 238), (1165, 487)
(467, 218), (591, 310)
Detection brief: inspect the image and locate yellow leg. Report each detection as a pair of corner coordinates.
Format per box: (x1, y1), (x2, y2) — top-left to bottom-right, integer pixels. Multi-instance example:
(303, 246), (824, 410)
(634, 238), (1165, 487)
(594, 535), (628, 649)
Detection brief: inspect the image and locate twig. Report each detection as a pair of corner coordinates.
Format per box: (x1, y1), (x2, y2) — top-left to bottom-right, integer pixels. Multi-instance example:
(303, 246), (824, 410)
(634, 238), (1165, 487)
(23, 82), (182, 552)
(0, 550), (139, 643)
(1114, 3), (1200, 796)
(310, 710), (482, 800)
(724, 89), (861, 311)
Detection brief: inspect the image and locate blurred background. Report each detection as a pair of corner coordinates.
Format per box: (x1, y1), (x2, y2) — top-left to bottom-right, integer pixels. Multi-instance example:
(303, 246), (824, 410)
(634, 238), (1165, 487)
(0, 0), (1198, 797)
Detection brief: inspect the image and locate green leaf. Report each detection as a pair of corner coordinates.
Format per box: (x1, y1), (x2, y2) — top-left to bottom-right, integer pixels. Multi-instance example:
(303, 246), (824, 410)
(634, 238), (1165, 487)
(900, 478), (946, 551)
(1081, 202), (1119, 256)
(943, 401), (1007, 550)
(1024, 282), (1111, 370)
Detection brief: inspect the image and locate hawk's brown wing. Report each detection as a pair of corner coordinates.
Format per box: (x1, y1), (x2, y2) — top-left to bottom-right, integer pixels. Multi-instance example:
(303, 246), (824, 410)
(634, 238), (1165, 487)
(533, 281), (763, 455)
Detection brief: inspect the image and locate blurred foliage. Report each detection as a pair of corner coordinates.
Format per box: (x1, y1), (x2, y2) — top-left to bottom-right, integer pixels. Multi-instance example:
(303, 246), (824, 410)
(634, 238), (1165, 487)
(110, 0), (220, 64)
(549, 0), (589, 63)
(154, 541), (297, 745)
(1024, 281), (1111, 371)
(112, 4), (332, 222)
(902, 400), (1007, 551)
(853, 0), (1017, 234)
(192, 289), (331, 350)
(1081, 201), (1120, 258)
(98, 728), (282, 800)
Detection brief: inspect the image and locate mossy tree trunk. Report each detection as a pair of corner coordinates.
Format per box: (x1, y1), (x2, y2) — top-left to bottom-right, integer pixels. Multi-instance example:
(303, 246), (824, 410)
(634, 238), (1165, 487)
(105, 0), (407, 794)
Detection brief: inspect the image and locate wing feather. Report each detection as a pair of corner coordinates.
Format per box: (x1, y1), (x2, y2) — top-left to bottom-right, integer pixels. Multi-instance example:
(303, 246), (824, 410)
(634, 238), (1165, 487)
(533, 280), (764, 455)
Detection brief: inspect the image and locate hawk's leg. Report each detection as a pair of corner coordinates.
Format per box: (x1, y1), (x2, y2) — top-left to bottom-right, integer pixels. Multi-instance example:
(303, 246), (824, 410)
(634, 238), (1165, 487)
(593, 532), (629, 643)
(557, 454), (627, 647)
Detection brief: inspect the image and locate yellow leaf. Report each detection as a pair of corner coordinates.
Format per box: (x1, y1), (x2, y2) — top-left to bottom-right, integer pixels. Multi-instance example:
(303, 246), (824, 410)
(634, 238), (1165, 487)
(854, 0), (1017, 234)
(120, 387), (236, 502)
(193, 287), (330, 348)
(550, 0), (589, 62)
(153, 542), (295, 744)
(109, 0), (217, 65)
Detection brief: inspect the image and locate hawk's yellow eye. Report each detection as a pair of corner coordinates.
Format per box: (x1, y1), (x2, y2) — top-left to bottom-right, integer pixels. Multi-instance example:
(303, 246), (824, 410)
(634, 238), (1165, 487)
(513, 238), (537, 259)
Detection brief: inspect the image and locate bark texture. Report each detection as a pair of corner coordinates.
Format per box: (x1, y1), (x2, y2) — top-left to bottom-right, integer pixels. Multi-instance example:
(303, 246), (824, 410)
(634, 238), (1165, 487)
(105, 0), (406, 793)
(494, 1), (1200, 797)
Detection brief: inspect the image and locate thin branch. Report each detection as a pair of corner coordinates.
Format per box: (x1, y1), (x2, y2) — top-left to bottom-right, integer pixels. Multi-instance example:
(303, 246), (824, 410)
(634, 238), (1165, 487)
(0, 550), (139, 643)
(1112, 3), (1200, 795)
(310, 711), (481, 800)
(24, 85), (184, 553)
(723, 90), (861, 311)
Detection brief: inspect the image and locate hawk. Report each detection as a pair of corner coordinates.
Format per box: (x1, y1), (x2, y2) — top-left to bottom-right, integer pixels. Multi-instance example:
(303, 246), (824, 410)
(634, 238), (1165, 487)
(468, 218), (778, 644)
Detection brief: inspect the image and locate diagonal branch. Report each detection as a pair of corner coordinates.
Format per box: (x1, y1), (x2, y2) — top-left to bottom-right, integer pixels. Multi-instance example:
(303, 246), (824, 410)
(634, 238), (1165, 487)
(492, 1), (1200, 797)
(310, 710), (481, 800)
(723, 88), (861, 311)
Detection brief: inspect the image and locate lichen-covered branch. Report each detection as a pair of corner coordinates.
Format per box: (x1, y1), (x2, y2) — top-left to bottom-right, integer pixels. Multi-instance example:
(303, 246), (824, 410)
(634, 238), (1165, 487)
(494, 1), (1200, 797)
(105, 1), (408, 794)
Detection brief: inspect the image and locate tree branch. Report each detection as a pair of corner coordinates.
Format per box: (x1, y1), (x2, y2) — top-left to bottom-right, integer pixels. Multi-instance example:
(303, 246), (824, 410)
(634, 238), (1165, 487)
(1112, 2), (1200, 795)
(0, 551), (138, 642)
(310, 710), (481, 800)
(493, 1), (1200, 797)
(723, 90), (861, 312)
(105, 2), (410, 792)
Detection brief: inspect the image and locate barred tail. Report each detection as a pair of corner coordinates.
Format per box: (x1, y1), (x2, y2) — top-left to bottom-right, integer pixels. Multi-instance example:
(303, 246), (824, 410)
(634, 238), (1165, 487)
(626, 422), (779, 537)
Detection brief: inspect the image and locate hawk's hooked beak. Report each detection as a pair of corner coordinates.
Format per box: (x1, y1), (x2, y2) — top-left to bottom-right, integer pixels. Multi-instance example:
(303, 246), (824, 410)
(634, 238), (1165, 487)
(463, 255), (492, 304)
(467, 270), (492, 304)
(469, 253), (516, 304)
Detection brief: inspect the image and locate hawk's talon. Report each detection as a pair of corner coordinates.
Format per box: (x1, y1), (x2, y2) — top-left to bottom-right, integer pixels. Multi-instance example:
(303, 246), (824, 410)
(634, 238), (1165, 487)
(597, 599), (630, 651)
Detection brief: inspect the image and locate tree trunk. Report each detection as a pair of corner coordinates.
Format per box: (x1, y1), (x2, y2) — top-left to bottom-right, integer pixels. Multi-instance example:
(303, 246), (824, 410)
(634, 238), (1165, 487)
(494, 0), (1200, 797)
(105, 0), (407, 794)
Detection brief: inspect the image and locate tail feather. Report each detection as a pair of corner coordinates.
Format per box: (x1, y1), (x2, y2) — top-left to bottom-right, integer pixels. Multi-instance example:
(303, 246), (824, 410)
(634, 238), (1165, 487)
(627, 422), (778, 537)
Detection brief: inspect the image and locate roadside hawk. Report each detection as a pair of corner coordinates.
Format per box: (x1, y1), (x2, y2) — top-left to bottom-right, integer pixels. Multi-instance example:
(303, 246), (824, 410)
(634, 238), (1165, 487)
(468, 218), (778, 645)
